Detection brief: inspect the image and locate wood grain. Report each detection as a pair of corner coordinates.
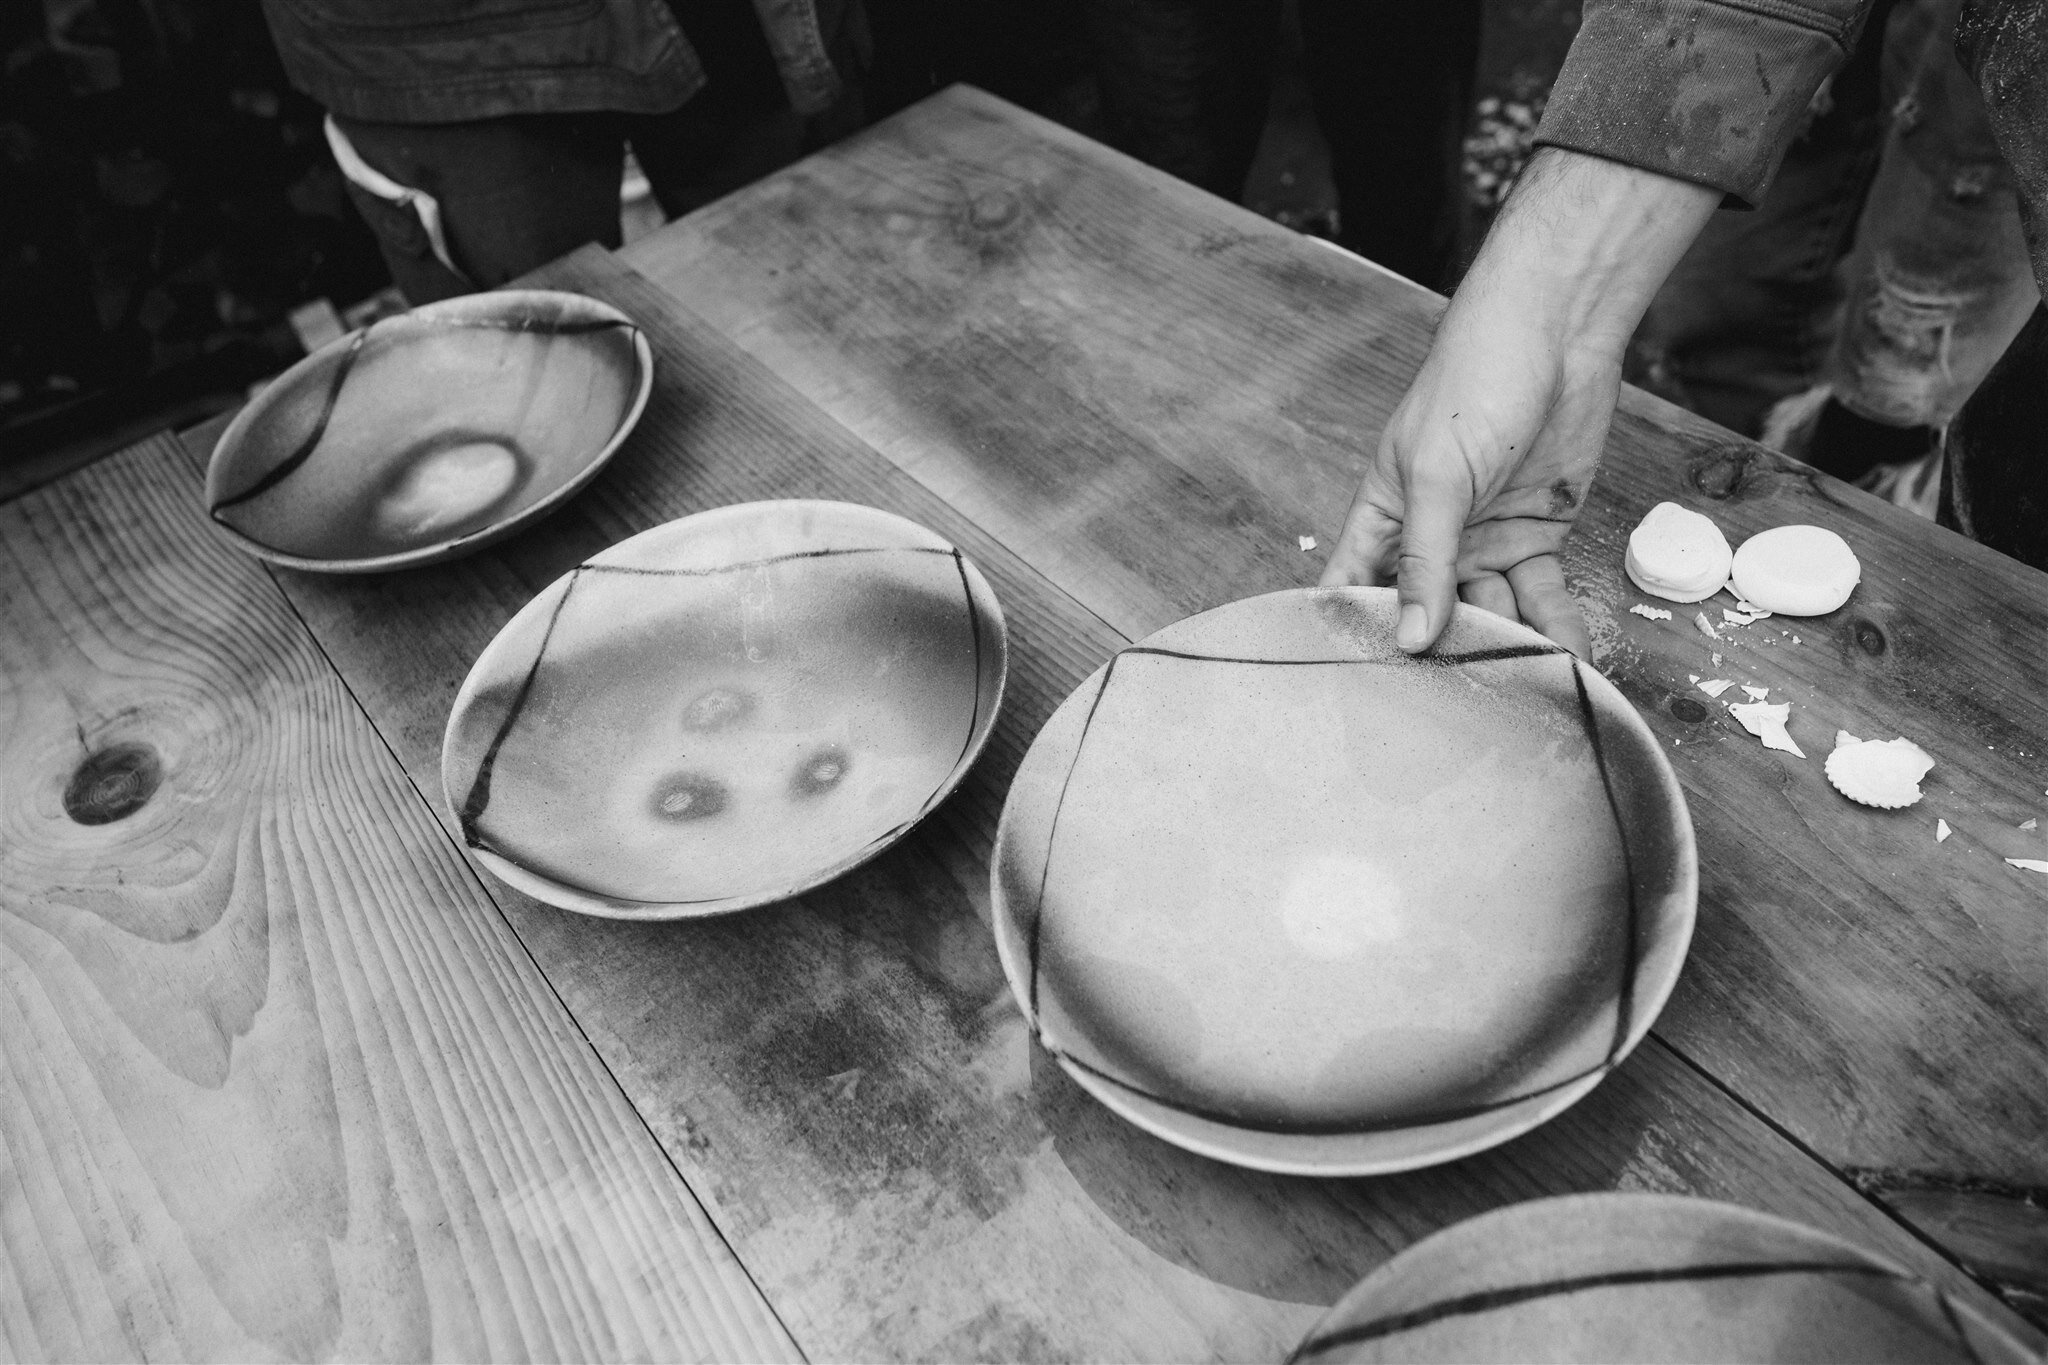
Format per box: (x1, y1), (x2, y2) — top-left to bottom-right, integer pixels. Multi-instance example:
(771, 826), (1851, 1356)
(179, 247), (2040, 1358)
(622, 85), (2048, 1319)
(0, 435), (799, 1363)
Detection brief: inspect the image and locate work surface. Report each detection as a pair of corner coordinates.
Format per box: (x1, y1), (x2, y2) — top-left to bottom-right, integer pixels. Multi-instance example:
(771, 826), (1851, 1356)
(4, 86), (2045, 1361)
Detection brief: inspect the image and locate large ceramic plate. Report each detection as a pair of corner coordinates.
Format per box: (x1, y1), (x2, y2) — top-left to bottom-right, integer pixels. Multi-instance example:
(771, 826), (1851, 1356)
(1290, 1193), (2034, 1363)
(443, 500), (1007, 918)
(991, 587), (1696, 1175)
(206, 289), (652, 572)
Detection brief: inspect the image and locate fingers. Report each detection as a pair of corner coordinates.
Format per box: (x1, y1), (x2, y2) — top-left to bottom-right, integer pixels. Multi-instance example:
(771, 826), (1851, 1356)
(1506, 555), (1592, 661)
(1459, 571), (1520, 623)
(1319, 489), (1401, 588)
(1393, 469), (1470, 653)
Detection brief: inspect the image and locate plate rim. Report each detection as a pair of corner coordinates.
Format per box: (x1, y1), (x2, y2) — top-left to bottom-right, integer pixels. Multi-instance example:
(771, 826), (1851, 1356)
(989, 585), (1698, 1176)
(203, 288), (655, 575)
(441, 497), (1011, 919)
(1295, 1190), (2034, 1362)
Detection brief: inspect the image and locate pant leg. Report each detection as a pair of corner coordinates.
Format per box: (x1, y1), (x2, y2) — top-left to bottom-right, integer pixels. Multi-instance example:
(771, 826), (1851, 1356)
(1296, 0), (1481, 290)
(1080, 0), (1284, 201)
(1631, 0), (1898, 436)
(332, 113), (626, 304)
(1824, 0), (2039, 429)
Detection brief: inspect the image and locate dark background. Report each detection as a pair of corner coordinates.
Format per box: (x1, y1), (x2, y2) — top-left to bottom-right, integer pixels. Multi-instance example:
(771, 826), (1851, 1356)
(0, 0), (1579, 475)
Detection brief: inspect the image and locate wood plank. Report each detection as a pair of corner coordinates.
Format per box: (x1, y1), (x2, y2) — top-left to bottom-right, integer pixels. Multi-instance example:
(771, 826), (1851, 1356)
(0, 435), (799, 1363)
(621, 85), (2048, 1319)
(180, 246), (2039, 1357)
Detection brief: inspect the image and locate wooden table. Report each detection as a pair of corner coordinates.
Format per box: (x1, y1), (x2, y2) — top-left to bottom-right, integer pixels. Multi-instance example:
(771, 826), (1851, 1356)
(5, 86), (2045, 1361)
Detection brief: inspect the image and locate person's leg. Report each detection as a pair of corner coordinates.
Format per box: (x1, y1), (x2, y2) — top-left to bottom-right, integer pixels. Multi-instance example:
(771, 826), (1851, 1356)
(1630, 0), (1899, 436)
(332, 113), (625, 303)
(1296, 0), (1480, 290)
(1822, 0), (2039, 439)
(1079, 0), (1284, 201)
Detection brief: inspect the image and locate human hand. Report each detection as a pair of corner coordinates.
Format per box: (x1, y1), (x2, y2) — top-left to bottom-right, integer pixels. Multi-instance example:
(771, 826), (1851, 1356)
(1320, 150), (1721, 659)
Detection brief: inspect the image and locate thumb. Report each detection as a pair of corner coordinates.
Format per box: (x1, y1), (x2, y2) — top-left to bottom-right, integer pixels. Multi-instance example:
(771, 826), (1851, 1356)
(1393, 472), (1469, 654)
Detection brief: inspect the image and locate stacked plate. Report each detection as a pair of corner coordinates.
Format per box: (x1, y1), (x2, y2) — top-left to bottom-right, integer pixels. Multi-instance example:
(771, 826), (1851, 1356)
(991, 587), (1697, 1174)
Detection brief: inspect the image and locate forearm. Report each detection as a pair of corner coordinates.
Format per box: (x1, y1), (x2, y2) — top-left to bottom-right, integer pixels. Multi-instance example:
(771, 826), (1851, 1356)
(1448, 148), (1722, 359)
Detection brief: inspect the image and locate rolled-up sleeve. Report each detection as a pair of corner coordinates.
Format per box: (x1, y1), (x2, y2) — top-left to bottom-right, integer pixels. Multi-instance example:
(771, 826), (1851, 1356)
(1534, 0), (1875, 206)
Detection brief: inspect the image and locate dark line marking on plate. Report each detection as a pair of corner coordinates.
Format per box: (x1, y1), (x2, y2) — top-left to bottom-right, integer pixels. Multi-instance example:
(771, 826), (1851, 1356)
(1287, 1259), (1910, 1361)
(459, 567), (583, 847)
(581, 544), (956, 579)
(210, 326), (370, 513)
(1572, 657), (1640, 1064)
(1019, 641), (1635, 1137)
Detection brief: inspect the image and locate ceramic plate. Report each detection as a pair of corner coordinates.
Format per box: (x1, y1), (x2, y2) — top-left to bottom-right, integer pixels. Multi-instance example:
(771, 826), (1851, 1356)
(991, 587), (1696, 1175)
(443, 500), (1007, 918)
(205, 289), (653, 572)
(1291, 1192), (2034, 1363)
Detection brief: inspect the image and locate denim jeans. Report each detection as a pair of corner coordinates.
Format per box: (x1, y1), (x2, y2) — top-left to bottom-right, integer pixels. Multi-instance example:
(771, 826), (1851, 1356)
(1634, 0), (2038, 438)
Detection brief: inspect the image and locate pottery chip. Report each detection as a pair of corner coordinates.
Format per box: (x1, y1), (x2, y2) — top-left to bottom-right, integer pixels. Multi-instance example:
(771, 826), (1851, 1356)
(2006, 858), (2048, 876)
(1741, 685), (1770, 701)
(1696, 612), (1721, 640)
(1825, 733), (1935, 809)
(2021, 818), (2038, 831)
(1298, 535), (1317, 552)
(1630, 603), (1675, 621)
(1698, 679), (1735, 698)
(1728, 700), (1804, 758)
(1937, 819), (1952, 843)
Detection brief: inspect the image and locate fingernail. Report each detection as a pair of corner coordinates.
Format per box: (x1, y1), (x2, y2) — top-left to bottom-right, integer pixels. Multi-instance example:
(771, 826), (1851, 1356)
(1397, 604), (1427, 652)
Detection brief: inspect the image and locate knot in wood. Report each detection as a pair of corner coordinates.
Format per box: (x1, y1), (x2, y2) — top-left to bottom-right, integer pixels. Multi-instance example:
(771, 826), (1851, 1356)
(965, 191), (1020, 231)
(64, 741), (163, 825)
(1688, 443), (1759, 500)
(1669, 698), (1710, 723)
(1852, 619), (1888, 656)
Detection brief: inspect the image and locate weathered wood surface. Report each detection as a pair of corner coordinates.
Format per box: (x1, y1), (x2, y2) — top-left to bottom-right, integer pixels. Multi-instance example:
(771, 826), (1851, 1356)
(0, 436), (799, 1363)
(623, 85), (2048, 1320)
(179, 247), (2039, 1358)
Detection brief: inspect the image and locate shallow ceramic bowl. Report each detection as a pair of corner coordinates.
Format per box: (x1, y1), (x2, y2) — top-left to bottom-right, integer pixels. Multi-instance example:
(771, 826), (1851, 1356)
(991, 586), (1696, 1175)
(443, 500), (1008, 918)
(1291, 1193), (2034, 1363)
(205, 289), (652, 572)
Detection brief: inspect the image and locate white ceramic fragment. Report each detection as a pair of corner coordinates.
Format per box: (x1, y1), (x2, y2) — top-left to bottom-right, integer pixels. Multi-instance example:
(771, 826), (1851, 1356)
(1630, 603), (1674, 621)
(1698, 679), (1735, 698)
(1695, 612), (1721, 640)
(1741, 685), (1770, 701)
(1730, 525), (1861, 616)
(1298, 535), (1317, 552)
(1937, 819), (1952, 843)
(1626, 502), (1733, 602)
(2021, 818), (2038, 831)
(1728, 700), (1804, 757)
(1825, 734), (1935, 809)
(2006, 858), (2048, 875)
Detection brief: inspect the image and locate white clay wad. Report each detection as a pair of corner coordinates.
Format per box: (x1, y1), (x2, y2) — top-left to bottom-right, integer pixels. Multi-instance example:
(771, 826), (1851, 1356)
(1730, 525), (1861, 616)
(1826, 732), (1934, 809)
(1625, 502), (1733, 603)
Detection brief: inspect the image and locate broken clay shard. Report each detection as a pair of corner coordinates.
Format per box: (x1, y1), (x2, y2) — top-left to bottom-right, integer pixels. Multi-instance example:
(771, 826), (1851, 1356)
(1626, 502), (1733, 602)
(1937, 819), (1952, 843)
(1629, 603), (1674, 620)
(1728, 700), (1805, 758)
(2006, 858), (2048, 875)
(1729, 524), (1861, 616)
(1825, 734), (1935, 809)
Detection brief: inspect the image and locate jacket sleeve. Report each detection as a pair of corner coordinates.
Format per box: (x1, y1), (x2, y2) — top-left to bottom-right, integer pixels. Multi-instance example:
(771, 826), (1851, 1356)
(1533, 0), (1877, 206)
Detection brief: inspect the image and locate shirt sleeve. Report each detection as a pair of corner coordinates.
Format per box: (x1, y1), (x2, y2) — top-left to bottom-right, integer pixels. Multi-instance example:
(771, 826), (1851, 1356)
(1533, 0), (1877, 206)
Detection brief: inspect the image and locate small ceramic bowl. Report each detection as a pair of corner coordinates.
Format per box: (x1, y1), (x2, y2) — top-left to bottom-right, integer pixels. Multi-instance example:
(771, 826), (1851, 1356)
(1290, 1193), (2034, 1363)
(991, 587), (1696, 1175)
(442, 500), (1008, 918)
(205, 289), (652, 572)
